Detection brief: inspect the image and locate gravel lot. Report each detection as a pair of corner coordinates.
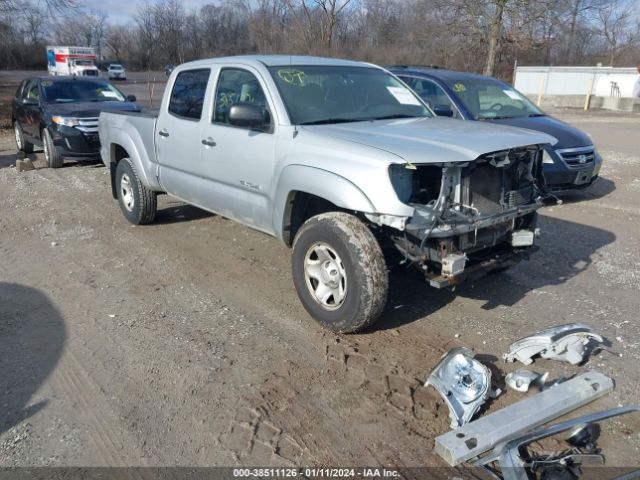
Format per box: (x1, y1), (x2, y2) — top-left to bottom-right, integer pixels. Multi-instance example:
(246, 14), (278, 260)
(1, 72), (639, 471)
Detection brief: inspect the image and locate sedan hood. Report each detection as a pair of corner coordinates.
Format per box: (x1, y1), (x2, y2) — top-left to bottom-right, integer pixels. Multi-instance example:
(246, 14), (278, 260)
(306, 117), (557, 164)
(46, 101), (140, 118)
(486, 115), (591, 150)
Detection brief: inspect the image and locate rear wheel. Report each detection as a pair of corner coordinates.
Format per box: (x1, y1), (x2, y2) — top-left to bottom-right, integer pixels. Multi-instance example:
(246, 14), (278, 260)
(115, 158), (157, 225)
(42, 128), (63, 168)
(13, 121), (34, 153)
(292, 212), (388, 333)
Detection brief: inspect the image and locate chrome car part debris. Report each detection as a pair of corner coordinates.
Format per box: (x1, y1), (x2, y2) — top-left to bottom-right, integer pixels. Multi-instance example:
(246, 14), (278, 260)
(434, 370), (614, 466)
(505, 369), (549, 393)
(503, 323), (604, 365)
(425, 347), (492, 428)
(475, 405), (640, 480)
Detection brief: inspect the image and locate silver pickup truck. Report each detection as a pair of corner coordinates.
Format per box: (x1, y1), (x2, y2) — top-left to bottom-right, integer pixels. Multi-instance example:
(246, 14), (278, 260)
(98, 55), (555, 333)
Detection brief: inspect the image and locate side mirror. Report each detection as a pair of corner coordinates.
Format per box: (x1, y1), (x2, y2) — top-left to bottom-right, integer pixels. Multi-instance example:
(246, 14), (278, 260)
(433, 105), (454, 117)
(126, 94), (136, 102)
(228, 103), (269, 130)
(22, 97), (39, 106)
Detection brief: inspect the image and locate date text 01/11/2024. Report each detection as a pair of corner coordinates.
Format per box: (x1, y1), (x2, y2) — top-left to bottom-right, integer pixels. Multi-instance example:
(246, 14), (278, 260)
(232, 468), (401, 478)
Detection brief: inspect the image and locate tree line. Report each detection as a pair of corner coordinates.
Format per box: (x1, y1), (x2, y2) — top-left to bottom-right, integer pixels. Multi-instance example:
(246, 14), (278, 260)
(1, 0), (639, 79)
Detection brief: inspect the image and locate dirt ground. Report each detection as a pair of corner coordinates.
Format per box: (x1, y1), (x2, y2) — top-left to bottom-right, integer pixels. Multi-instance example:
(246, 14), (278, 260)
(1, 72), (639, 473)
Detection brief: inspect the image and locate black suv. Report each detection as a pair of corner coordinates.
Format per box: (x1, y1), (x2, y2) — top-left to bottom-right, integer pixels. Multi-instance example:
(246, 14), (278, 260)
(12, 76), (140, 168)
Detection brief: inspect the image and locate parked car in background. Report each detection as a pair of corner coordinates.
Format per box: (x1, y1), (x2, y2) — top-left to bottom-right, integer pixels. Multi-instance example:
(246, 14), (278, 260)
(99, 55), (554, 333)
(12, 76), (140, 168)
(108, 64), (127, 80)
(389, 66), (602, 194)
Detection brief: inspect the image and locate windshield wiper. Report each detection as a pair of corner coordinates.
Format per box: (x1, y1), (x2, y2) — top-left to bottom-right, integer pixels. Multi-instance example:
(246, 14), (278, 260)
(528, 113), (546, 117)
(299, 118), (363, 126)
(368, 114), (422, 121)
(477, 115), (514, 120)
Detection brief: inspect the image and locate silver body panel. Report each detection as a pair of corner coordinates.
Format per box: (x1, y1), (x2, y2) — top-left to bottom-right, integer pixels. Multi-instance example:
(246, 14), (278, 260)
(99, 55), (556, 244)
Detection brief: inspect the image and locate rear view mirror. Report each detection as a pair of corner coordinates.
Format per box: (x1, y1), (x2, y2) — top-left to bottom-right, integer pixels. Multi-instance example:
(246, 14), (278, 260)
(433, 105), (454, 117)
(126, 94), (136, 102)
(228, 103), (269, 130)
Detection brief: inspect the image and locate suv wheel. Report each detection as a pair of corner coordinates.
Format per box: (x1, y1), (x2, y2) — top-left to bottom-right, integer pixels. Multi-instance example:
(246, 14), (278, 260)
(292, 212), (388, 333)
(14, 121), (34, 153)
(115, 158), (157, 224)
(42, 128), (63, 168)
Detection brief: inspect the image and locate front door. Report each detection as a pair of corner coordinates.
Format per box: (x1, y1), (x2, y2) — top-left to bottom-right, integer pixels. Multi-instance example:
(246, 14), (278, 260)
(198, 67), (278, 233)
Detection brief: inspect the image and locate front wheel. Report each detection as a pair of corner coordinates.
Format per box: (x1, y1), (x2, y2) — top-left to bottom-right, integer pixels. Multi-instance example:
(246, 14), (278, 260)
(115, 158), (157, 225)
(42, 128), (63, 168)
(292, 212), (388, 333)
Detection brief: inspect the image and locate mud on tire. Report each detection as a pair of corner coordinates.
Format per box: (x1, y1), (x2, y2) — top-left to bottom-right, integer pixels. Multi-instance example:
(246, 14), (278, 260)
(115, 158), (157, 225)
(292, 212), (388, 333)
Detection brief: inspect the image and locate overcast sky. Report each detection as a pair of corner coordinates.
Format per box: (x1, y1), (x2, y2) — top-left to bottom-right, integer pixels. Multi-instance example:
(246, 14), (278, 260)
(83, 0), (640, 25)
(82, 0), (211, 24)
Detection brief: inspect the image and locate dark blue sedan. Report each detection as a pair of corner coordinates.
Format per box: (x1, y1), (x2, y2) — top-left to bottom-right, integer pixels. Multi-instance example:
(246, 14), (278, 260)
(389, 66), (602, 193)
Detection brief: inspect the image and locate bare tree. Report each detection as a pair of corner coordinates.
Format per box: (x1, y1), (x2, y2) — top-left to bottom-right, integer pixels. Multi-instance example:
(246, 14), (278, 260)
(597, 0), (634, 66)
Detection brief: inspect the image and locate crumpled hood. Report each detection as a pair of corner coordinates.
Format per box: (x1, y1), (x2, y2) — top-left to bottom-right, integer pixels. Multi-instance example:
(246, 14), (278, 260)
(305, 117), (557, 164)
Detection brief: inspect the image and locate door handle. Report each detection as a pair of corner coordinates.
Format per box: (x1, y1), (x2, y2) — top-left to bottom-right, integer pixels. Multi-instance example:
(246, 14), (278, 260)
(201, 137), (216, 147)
(158, 129), (169, 137)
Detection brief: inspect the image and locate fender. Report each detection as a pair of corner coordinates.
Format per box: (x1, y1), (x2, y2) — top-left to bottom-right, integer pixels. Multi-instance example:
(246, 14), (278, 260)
(271, 165), (377, 243)
(105, 126), (162, 193)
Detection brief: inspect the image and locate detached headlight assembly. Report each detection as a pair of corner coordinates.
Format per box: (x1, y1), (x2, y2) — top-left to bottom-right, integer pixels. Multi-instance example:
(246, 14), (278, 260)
(51, 116), (80, 127)
(542, 149), (555, 165)
(425, 347), (492, 427)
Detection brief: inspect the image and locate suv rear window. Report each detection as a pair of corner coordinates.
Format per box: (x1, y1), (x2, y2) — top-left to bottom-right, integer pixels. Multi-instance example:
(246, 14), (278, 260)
(168, 69), (210, 120)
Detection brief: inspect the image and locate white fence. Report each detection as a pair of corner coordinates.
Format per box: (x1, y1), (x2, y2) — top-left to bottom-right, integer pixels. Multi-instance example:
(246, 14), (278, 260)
(514, 66), (640, 99)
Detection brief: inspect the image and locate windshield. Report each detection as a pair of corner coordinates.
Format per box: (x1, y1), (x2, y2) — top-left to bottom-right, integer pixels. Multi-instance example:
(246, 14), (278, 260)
(442, 77), (544, 120)
(74, 60), (94, 66)
(42, 80), (126, 103)
(110, 65), (123, 70)
(268, 65), (432, 125)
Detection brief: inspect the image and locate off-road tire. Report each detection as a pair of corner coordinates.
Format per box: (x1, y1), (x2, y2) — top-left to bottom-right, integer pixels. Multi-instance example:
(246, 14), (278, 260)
(42, 128), (63, 168)
(292, 212), (388, 333)
(14, 121), (34, 153)
(115, 158), (157, 225)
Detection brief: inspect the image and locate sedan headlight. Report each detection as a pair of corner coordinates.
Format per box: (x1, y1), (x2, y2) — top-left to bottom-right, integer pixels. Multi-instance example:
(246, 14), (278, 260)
(51, 116), (80, 127)
(425, 347), (492, 427)
(542, 149), (555, 165)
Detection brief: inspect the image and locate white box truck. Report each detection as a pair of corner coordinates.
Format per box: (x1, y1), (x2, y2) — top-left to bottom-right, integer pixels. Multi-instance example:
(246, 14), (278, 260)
(46, 46), (99, 77)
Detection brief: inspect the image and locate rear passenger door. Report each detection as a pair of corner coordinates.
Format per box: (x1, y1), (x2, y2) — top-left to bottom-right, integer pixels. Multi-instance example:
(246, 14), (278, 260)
(198, 67), (277, 233)
(156, 68), (211, 205)
(20, 80), (42, 138)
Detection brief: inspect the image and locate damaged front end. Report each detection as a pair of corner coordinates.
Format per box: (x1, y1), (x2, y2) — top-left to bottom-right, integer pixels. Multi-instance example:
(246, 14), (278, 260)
(389, 144), (545, 287)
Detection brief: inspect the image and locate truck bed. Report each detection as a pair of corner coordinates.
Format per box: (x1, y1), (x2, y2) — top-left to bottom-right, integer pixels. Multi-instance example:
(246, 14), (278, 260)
(98, 109), (158, 173)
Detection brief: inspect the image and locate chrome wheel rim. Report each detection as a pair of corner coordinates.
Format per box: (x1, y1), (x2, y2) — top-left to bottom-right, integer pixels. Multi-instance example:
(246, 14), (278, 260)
(120, 173), (134, 212)
(303, 242), (347, 310)
(14, 123), (22, 150)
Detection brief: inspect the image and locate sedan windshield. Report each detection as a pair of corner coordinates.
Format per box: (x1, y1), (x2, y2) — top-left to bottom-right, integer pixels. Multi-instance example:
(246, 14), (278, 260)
(269, 65), (432, 125)
(42, 80), (126, 103)
(442, 77), (544, 120)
